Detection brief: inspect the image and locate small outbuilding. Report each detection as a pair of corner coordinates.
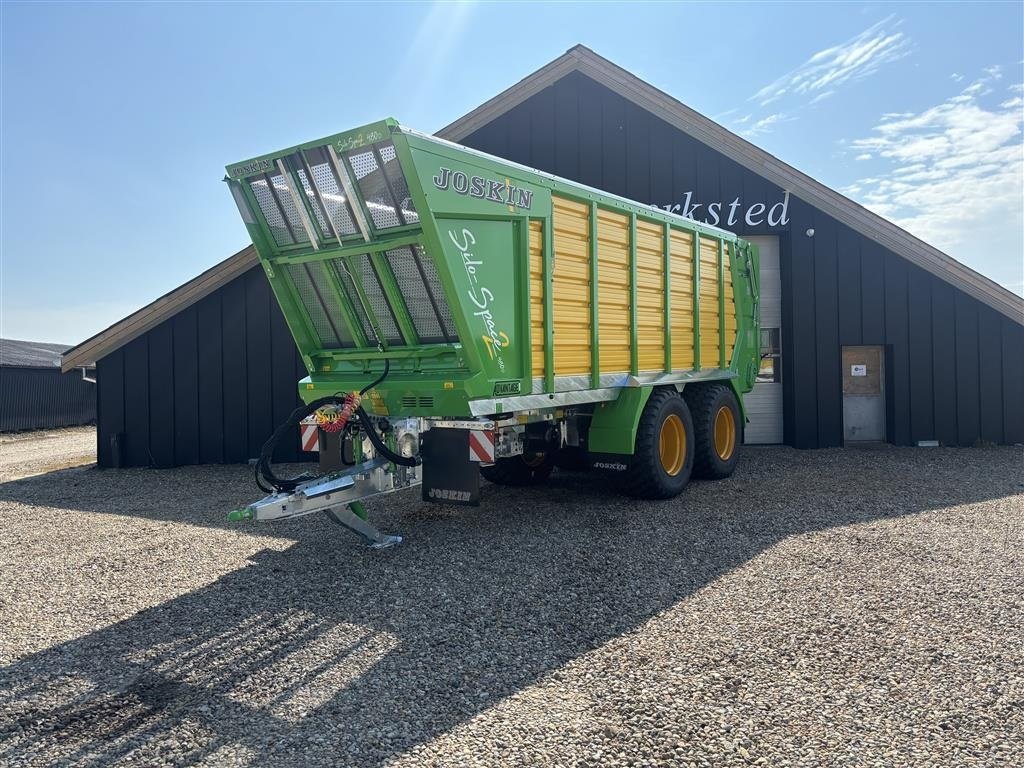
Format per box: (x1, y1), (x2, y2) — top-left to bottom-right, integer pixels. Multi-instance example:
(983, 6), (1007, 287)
(1, 338), (96, 432)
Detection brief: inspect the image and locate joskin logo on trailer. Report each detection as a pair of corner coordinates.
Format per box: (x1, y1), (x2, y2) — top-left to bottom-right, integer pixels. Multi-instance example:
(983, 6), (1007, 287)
(442, 221), (518, 381)
(433, 167), (534, 211)
(227, 158), (274, 179)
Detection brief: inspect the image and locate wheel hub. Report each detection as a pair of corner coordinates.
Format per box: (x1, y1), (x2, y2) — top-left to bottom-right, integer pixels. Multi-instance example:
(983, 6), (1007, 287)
(659, 414), (686, 476)
(713, 406), (736, 461)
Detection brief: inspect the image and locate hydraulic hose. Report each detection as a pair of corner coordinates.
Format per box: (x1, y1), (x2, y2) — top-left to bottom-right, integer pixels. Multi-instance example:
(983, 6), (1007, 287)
(360, 358), (390, 396)
(356, 406), (419, 467)
(254, 395), (338, 494)
(254, 358), (418, 493)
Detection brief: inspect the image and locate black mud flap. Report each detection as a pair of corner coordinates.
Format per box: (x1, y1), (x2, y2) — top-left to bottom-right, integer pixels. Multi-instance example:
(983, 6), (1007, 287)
(421, 428), (480, 505)
(589, 452), (633, 474)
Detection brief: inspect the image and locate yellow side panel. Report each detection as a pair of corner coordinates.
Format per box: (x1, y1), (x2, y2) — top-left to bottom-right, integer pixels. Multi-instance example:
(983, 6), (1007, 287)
(635, 219), (665, 372)
(699, 237), (721, 366)
(552, 197), (591, 376)
(528, 220), (545, 379)
(596, 208), (631, 373)
(669, 229), (695, 369)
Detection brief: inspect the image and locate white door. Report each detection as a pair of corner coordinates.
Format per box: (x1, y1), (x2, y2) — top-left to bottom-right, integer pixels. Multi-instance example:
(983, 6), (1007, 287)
(743, 236), (784, 444)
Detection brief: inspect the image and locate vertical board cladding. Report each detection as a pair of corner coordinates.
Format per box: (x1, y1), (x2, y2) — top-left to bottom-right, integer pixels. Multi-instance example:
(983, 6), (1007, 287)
(94, 265), (309, 468)
(459, 69), (1023, 447)
(122, 336), (150, 467)
(884, 254), (911, 446)
(836, 224), (862, 346)
(96, 350), (124, 467)
(906, 265), (934, 443)
(813, 214), (841, 447)
(954, 291), (981, 446)
(196, 292), (225, 463)
(221, 277), (249, 463)
(1002, 320), (1024, 444)
(148, 322), (175, 467)
(172, 309), (200, 466)
(977, 307), (1004, 444)
(931, 280), (959, 447)
(786, 198), (818, 448)
(0, 367), (96, 432)
(244, 269), (274, 460)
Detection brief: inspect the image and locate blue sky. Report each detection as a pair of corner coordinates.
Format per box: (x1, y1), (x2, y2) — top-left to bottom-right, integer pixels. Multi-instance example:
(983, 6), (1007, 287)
(2, 1), (1021, 344)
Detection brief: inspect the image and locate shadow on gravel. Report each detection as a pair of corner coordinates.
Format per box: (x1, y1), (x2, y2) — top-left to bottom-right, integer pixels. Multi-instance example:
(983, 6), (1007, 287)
(1, 446), (1021, 766)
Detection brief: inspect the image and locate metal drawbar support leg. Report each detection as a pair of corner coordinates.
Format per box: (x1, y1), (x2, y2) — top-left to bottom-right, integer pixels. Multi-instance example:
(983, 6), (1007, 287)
(326, 501), (402, 549)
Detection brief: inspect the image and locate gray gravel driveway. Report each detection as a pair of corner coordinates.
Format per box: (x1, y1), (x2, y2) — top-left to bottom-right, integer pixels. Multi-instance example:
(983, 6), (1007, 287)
(0, 445), (1021, 767)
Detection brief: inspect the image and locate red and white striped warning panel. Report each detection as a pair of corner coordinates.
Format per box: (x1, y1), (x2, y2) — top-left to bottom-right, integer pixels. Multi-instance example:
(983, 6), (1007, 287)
(300, 419), (320, 453)
(468, 430), (495, 463)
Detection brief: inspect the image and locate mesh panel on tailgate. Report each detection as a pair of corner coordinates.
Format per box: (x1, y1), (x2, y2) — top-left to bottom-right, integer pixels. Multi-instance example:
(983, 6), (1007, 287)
(298, 147), (358, 238)
(384, 246), (457, 344)
(350, 255), (402, 345)
(270, 175), (310, 244)
(325, 257), (409, 344)
(250, 177), (294, 247)
(347, 142), (418, 230)
(235, 133), (466, 353)
(378, 144), (419, 225)
(285, 263), (352, 348)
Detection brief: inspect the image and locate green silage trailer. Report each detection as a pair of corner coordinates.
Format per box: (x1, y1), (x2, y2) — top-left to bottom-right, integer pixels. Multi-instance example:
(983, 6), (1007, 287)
(224, 119), (760, 546)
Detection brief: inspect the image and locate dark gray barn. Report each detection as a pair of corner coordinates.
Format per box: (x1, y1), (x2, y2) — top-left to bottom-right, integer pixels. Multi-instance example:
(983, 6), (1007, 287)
(1, 339), (96, 431)
(62, 247), (311, 468)
(438, 46), (1023, 449)
(63, 45), (1024, 467)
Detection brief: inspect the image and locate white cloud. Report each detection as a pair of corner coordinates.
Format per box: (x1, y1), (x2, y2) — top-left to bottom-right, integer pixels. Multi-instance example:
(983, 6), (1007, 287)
(742, 113), (789, 137)
(855, 153), (873, 161)
(845, 73), (1024, 294)
(751, 16), (910, 107)
(951, 73), (964, 82)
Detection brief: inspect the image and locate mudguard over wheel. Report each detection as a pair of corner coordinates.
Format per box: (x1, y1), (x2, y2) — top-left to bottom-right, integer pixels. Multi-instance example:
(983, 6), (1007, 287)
(481, 450), (554, 486)
(684, 383), (741, 479)
(620, 389), (695, 499)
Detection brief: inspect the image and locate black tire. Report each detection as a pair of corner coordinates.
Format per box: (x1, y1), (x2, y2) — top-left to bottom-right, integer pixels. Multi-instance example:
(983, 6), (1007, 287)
(481, 450), (554, 486)
(619, 388), (694, 499)
(684, 383), (741, 480)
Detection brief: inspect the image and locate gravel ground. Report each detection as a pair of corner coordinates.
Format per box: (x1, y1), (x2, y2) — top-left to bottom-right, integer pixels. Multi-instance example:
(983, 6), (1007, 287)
(0, 427), (96, 483)
(0, 445), (1021, 767)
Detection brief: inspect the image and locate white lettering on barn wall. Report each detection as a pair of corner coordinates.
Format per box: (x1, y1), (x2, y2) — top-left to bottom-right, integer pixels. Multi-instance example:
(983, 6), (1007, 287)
(660, 191), (791, 228)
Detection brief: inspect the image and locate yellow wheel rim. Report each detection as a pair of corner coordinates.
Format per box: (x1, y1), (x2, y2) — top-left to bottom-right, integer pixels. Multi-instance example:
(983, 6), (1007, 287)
(659, 414), (686, 476)
(714, 406), (737, 461)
